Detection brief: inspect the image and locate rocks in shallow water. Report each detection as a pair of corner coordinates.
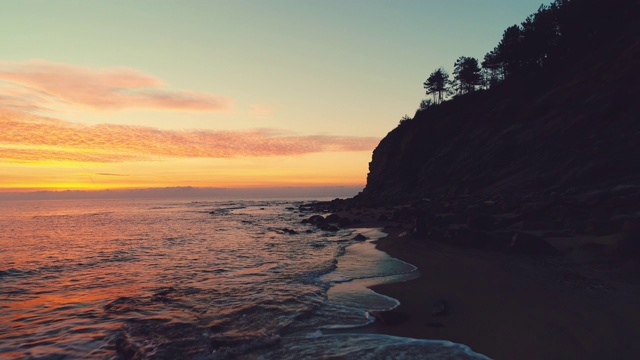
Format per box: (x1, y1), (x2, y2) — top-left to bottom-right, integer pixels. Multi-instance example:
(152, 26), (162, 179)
(317, 223), (339, 232)
(303, 215), (325, 225)
(325, 214), (340, 223)
(353, 234), (367, 241)
(281, 228), (298, 235)
(368, 310), (410, 326)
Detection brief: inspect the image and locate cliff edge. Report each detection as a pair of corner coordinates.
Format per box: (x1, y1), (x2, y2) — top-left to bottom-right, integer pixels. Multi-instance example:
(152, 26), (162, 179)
(356, 1), (639, 205)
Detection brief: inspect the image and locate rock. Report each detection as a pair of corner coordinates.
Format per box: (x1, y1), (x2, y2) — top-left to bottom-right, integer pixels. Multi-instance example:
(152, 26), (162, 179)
(318, 223), (339, 232)
(378, 214), (389, 221)
(325, 214), (341, 223)
(306, 215), (326, 225)
(431, 300), (448, 315)
(368, 310), (410, 326)
(338, 217), (352, 227)
(510, 232), (560, 256)
(353, 234), (367, 241)
(281, 228), (298, 235)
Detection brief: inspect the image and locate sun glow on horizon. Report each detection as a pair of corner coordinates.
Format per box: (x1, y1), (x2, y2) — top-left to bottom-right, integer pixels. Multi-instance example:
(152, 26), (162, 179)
(0, 60), (377, 192)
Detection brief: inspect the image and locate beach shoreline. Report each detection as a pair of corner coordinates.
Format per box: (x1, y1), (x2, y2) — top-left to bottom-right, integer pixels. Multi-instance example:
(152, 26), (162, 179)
(352, 226), (640, 360)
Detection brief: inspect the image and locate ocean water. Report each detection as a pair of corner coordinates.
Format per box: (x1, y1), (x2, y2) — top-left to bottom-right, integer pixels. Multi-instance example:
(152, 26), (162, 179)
(0, 198), (489, 359)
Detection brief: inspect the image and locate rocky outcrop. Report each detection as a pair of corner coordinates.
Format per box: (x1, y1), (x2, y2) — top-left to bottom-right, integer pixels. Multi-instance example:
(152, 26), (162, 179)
(355, 12), (640, 205)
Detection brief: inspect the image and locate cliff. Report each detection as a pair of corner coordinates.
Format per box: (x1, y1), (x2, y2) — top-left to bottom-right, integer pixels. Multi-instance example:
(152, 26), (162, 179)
(356, 2), (640, 205)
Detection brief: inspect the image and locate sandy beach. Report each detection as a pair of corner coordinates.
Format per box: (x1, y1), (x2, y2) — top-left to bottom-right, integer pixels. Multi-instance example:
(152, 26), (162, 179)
(358, 228), (640, 360)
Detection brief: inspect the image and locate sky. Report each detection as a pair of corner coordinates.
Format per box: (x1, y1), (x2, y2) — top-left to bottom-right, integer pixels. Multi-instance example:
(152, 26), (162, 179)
(0, 0), (547, 194)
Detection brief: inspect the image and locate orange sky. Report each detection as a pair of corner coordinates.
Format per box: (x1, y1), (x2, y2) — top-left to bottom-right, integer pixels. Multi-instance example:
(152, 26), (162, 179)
(1, 2), (545, 193)
(0, 107), (377, 191)
(0, 60), (380, 192)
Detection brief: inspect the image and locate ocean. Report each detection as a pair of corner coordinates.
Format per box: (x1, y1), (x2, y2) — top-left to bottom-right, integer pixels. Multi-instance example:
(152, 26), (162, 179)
(0, 198), (489, 359)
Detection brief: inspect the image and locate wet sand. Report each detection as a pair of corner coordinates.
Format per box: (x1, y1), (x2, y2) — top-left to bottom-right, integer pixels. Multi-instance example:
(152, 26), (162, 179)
(355, 228), (640, 360)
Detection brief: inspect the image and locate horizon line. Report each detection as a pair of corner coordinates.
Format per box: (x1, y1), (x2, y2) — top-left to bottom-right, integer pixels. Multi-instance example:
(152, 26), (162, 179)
(0, 185), (364, 201)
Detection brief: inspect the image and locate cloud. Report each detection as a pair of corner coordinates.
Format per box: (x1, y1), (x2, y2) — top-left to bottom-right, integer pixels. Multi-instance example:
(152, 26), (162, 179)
(79, 172), (130, 177)
(0, 111), (380, 163)
(0, 59), (231, 112)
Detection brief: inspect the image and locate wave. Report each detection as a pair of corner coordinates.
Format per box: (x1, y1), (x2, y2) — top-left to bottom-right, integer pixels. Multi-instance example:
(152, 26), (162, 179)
(254, 333), (492, 360)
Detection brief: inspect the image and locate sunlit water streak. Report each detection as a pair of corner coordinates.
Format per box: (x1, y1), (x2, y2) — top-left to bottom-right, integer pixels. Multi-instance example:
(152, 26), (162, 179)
(0, 198), (488, 359)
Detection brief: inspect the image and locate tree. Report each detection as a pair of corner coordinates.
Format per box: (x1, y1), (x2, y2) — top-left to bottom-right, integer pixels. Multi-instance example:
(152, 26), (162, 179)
(398, 114), (412, 125)
(519, 4), (560, 71)
(497, 25), (524, 78)
(423, 68), (450, 104)
(481, 25), (523, 82)
(419, 98), (434, 111)
(482, 50), (502, 86)
(453, 56), (482, 95)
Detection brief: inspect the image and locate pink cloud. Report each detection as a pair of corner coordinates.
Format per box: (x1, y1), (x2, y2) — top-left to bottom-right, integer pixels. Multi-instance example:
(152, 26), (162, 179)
(0, 59), (231, 112)
(0, 111), (380, 163)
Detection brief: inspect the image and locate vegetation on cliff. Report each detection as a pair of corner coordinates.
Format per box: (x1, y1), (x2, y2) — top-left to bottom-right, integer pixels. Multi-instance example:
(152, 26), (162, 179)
(422, 0), (639, 102)
(358, 0), (640, 203)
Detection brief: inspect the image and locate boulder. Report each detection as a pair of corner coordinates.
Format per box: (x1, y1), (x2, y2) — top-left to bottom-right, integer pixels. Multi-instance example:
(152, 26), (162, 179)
(353, 234), (368, 241)
(325, 214), (341, 223)
(318, 223), (339, 232)
(306, 215), (326, 225)
(510, 232), (560, 256)
(281, 228), (298, 235)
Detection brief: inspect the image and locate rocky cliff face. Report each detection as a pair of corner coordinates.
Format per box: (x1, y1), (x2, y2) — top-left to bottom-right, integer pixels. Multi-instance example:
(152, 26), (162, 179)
(357, 32), (640, 205)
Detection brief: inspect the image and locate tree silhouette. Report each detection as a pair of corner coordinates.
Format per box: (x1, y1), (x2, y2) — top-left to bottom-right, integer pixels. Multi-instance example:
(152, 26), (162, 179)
(482, 48), (503, 86)
(520, 4), (560, 72)
(429, 0), (640, 93)
(453, 56), (482, 95)
(419, 98), (434, 111)
(423, 68), (450, 104)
